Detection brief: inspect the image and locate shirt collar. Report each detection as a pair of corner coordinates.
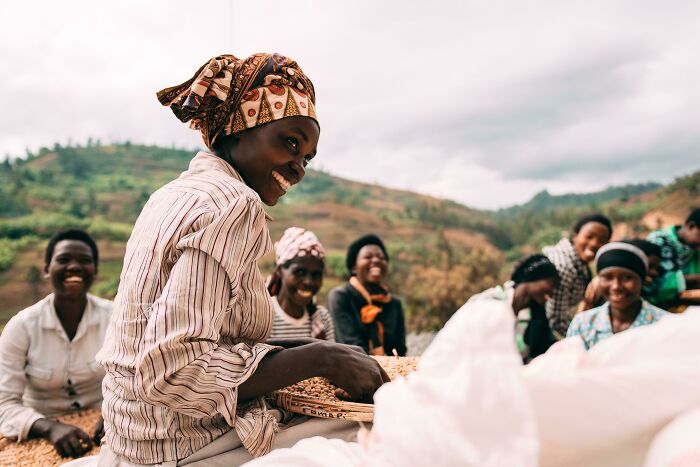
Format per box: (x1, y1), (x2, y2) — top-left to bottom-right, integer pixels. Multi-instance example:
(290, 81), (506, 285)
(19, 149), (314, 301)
(591, 303), (614, 333)
(186, 151), (245, 182)
(271, 296), (309, 326)
(630, 299), (663, 328)
(41, 294), (99, 341)
(591, 299), (660, 334)
(39, 294), (60, 330)
(186, 152), (273, 220)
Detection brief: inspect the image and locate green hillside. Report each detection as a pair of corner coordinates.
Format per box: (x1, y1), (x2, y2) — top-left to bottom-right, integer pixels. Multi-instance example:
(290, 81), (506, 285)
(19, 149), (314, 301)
(0, 143), (505, 330)
(500, 184), (661, 216)
(1, 143), (698, 330)
(494, 174), (699, 257)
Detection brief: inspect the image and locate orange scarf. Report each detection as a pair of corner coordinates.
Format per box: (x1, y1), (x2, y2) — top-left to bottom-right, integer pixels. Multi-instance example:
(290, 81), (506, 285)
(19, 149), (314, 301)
(349, 276), (391, 356)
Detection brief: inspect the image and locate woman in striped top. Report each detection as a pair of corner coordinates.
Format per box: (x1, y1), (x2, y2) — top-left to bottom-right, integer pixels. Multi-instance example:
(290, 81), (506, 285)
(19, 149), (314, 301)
(95, 53), (389, 466)
(267, 227), (335, 342)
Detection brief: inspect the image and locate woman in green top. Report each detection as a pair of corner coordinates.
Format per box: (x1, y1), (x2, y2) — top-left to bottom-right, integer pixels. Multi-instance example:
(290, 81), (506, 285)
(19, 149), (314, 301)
(646, 208), (700, 307)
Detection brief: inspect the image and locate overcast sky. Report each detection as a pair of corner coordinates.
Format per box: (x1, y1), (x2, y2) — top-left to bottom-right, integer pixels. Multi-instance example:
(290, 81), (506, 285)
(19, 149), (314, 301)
(2, 1), (699, 209)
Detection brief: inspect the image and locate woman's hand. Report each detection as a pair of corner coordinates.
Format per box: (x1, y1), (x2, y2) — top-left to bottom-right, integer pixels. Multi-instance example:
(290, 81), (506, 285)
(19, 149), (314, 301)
(321, 342), (391, 403)
(579, 277), (603, 312)
(31, 418), (93, 458)
(92, 415), (105, 445)
(238, 341), (390, 402)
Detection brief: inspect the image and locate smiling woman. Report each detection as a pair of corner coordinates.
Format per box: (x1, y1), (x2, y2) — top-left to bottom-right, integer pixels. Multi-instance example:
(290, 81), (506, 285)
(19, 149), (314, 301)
(328, 234), (407, 357)
(93, 53), (389, 466)
(543, 213), (613, 337)
(567, 242), (668, 349)
(266, 227), (335, 342)
(0, 229), (112, 459)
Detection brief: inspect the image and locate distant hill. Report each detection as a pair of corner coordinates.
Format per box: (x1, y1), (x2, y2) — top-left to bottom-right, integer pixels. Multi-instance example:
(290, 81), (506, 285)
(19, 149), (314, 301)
(0, 143), (506, 330)
(494, 173), (699, 255)
(0, 143), (698, 330)
(499, 183), (661, 216)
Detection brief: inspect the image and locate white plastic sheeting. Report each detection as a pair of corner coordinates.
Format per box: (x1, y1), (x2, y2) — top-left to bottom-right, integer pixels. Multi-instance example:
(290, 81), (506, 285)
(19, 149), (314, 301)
(244, 305), (700, 467)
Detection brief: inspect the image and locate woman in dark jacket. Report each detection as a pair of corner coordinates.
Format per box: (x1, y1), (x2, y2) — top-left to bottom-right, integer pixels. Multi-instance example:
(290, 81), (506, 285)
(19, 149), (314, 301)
(328, 234), (407, 356)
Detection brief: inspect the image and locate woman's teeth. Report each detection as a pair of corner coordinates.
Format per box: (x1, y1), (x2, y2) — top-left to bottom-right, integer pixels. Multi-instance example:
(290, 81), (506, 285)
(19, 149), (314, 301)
(64, 276), (84, 283)
(369, 267), (382, 276)
(297, 290), (313, 298)
(272, 171), (292, 191)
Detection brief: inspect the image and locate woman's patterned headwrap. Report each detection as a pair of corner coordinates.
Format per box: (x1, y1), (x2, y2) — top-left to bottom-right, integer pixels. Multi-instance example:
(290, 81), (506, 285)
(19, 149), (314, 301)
(157, 53), (318, 148)
(274, 227), (325, 267)
(267, 227), (325, 297)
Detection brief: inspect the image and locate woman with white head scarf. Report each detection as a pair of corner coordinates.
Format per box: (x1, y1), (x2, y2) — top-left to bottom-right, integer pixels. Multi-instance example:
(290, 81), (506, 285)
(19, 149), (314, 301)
(267, 227), (335, 342)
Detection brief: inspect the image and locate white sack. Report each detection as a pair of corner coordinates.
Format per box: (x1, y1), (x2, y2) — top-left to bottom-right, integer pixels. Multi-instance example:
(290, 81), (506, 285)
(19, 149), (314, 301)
(644, 406), (700, 467)
(364, 297), (538, 467)
(524, 312), (700, 467)
(245, 306), (700, 467)
(244, 297), (539, 467)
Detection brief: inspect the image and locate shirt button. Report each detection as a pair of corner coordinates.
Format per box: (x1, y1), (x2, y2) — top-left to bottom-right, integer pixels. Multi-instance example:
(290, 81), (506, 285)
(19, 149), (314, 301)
(71, 401), (81, 410)
(67, 387), (77, 396)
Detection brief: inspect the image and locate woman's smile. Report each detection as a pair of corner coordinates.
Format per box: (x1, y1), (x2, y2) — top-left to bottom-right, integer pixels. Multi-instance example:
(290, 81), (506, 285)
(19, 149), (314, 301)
(368, 266), (383, 281)
(272, 170), (293, 192)
(296, 289), (313, 299)
(63, 274), (85, 290)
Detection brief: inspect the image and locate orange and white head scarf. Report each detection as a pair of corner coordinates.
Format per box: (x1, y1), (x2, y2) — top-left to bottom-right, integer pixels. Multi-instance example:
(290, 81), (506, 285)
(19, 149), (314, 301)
(157, 53), (318, 148)
(274, 227), (325, 267)
(267, 227), (328, 340)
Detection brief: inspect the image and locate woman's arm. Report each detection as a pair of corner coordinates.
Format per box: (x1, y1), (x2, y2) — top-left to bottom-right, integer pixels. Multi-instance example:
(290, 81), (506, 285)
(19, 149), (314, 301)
(134, 247), (390, 423)
(0, 316), (47, 441)
(238, 341), (389, 403)
(29, 418), (93, 458)
(579, 277), (603, 312)
(684, 273), (700, 289)
(133, 247), (277, 425)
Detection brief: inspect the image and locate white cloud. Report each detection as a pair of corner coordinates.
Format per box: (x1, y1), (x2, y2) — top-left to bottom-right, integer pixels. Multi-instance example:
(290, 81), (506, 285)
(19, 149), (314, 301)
(2, 0), (699, 207)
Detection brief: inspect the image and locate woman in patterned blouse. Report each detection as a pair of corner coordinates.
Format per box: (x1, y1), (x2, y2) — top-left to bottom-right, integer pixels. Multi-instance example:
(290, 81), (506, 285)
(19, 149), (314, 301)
(567, 242), (667, 349)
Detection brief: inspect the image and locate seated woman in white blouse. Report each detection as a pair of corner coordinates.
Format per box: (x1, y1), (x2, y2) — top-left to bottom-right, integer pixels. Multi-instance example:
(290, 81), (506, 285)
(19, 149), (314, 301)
(0, 229), (112, 458)
(267, 227), (335, 343)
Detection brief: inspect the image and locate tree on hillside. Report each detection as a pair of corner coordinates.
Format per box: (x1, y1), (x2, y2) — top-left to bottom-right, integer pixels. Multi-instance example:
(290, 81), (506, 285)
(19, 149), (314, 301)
(57, 147), (92, 178)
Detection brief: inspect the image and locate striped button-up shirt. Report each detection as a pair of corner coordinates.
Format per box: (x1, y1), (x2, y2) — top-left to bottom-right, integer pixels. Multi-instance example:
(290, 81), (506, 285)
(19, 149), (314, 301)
(96, 152), (280, 464)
